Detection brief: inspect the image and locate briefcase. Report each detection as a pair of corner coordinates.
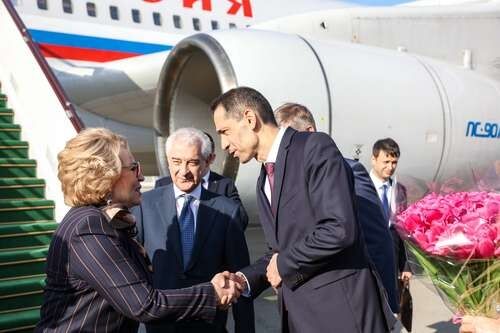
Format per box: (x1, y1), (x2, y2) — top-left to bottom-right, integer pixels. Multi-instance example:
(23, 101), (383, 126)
(399, 278), (413, 332)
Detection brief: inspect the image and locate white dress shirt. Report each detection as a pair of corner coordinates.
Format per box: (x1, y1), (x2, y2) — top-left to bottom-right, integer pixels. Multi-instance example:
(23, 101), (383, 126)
(263, 127), (287, 204)
(369, 170), (398, 226)
(172, 183), (202, 232)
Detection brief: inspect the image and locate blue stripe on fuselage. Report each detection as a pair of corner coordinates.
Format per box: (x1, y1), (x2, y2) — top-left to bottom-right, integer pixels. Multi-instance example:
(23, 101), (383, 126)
(29, 29), (172, 54)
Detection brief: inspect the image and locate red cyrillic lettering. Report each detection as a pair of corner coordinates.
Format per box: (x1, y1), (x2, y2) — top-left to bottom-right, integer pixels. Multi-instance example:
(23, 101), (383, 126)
(227, 0), (253, 18)
(183, 0), (212, 11)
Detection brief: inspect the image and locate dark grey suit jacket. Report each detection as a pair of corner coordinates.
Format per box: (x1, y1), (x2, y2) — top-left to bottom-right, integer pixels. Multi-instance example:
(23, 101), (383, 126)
(346, 159), (399, 313)
(240, 128), (396, 333)
(155, 171), (249, 230)
(36, 206), (217, 333)
(132, 185), (254, 333)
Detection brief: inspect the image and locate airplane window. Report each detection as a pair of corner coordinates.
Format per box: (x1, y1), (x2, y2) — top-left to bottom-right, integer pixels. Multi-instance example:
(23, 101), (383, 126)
(86, 2), (96, 17)
(173, 15), (182, 29)
(153, 12), (162, 26)
(37, 0), (48, 10)
(62, 0), (72, 14)
(229, 23), (237, 29)
(193, 18), (201, 31)
(132, 9), (141, 23)
(211, 20), (219, 30)
(109, 6), (119, 20)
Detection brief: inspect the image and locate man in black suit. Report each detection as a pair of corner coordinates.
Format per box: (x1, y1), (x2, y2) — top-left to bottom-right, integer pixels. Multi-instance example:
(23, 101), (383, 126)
(369, 139), (413, 296)
(155, 132), (249, 230)
(274, 103), (399, 314)
(132, 128), (254, 333)
(211, 87), (396, 333)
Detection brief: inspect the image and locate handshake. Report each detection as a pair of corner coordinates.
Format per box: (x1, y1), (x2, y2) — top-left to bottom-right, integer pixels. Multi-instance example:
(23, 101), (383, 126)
(210, 271), (246, 309)
(210, 253), (283, 309)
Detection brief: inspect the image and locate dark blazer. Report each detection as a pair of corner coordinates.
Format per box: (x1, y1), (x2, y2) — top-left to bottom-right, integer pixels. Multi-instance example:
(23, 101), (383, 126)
(155, 171), (249, 230)
(346, 159), (399, 313)
(240, 128), (396, 333)
(36, 206), (216, 333)
(132, 185), (254, 333)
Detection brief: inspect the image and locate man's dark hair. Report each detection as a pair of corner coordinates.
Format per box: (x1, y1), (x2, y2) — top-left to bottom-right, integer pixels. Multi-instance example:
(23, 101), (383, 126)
(210, 87), (277, 125)
(372, 138), (401, 158)
(274, 103), (317, 131)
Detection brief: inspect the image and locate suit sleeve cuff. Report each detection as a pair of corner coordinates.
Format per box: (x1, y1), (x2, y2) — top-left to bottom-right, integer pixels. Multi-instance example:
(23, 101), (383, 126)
(236, 272), (252, 297)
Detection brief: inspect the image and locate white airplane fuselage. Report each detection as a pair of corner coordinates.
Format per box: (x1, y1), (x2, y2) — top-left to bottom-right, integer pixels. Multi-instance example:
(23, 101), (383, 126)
(10, 0), (500, 223)
(14, 0), (361, 173)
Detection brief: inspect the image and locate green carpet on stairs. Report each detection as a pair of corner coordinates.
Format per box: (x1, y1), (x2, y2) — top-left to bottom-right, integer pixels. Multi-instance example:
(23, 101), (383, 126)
(0, 84), (56, 331)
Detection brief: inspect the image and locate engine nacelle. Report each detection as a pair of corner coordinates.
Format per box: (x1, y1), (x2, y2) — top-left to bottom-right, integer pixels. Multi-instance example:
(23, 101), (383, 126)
(155, 30), (500, 222)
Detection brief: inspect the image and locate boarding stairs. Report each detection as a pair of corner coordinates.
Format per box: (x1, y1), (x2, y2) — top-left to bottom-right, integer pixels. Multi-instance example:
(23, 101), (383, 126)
(0, 0), (83, 331)
(0, 87), (57, 333)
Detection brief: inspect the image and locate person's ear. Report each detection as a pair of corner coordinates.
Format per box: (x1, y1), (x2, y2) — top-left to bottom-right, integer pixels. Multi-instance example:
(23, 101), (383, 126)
(208, 153), (216, 165)
(243, 109), (258, 130)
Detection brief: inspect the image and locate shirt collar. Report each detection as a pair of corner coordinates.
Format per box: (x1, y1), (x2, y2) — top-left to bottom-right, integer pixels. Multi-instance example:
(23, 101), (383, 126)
(173, 182), (202, 200)
(265, 127), (286, 164)
(202, 170), (210, 186)
(370, 170), (392, 189)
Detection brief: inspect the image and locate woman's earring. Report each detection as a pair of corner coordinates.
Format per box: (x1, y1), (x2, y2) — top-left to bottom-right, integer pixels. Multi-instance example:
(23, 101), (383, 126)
(106, 194), (113, 206)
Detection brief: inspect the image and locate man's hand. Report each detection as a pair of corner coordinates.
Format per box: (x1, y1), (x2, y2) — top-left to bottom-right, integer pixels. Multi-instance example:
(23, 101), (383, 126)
(266, 253), (282, 289)
(401, 271), (412, 281)
(211, 271), (242, 309)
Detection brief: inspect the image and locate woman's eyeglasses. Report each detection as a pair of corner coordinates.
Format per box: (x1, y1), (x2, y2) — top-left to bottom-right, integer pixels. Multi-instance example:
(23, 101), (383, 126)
(123, 161), (141, 178)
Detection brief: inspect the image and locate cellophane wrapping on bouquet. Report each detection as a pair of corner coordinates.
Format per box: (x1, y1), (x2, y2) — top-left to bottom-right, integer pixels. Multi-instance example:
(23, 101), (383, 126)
(396, 191), (500, 321)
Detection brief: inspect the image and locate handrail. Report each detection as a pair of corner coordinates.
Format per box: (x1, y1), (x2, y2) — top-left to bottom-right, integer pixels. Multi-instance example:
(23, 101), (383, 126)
(1, 0), (84, 132)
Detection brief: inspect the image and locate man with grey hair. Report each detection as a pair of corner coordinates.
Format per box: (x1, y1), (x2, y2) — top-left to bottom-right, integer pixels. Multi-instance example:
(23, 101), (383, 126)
(155, 131), (249, 230)
(133, 127), (254, 333)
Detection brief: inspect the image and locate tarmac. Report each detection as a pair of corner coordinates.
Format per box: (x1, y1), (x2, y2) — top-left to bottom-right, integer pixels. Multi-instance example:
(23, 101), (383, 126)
(227, 226), (460, 333)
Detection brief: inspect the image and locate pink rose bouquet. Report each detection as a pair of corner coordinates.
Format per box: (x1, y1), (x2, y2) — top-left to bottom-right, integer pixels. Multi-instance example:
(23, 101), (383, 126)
(397, 191), (500, 320)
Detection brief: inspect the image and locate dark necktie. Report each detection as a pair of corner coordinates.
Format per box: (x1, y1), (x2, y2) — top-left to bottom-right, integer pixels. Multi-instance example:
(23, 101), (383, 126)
(265, 162), (275, 196)
(381, 184), (390, 221)
(179, 195), (195, 269)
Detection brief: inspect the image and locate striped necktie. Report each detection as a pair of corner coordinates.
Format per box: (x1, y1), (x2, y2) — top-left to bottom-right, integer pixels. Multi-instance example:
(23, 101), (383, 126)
(179, 195), (195, 269)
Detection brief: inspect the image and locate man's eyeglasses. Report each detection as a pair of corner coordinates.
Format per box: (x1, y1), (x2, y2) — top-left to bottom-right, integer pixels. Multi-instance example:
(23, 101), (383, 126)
(122, 161), (141, 177)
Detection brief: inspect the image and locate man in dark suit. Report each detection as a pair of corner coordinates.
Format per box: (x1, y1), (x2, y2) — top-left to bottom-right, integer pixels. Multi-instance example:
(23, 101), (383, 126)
(369, 139), (412, 291)
(155, 132), (249, 230)
(274, 103), (399, 314)
(211, 87), (396, 333)
(132, 128), (254, 333)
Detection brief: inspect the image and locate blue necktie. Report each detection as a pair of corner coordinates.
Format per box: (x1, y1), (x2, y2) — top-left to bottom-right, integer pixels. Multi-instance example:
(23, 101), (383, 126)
(179, 195), (195, 269)
(381, 184), (390, 221)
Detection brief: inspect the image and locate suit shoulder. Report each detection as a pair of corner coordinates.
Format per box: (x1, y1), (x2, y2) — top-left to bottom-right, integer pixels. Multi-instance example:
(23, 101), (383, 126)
(155, 175), (172, 188)
(210, 172), (235, 186)
(57, 206), (109, 238)
(141, 186), (168, 202)
(301, 131), (341, 156)
(207, 193), (239, 213)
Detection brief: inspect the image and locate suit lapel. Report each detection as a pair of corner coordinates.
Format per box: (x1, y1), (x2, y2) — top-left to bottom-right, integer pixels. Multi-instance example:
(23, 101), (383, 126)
(207, 179), (217, 193)
(186, 188), (216, 270)
(271, 128), (295, 219)
(155, 185), (183, 267)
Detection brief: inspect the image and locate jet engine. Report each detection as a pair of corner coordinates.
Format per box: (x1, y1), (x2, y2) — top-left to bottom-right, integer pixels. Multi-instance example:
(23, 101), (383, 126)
(155, 30), (500, 222)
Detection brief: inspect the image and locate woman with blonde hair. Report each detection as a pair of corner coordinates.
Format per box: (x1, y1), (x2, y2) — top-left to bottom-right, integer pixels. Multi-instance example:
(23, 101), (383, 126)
(35, 128), (240, 333)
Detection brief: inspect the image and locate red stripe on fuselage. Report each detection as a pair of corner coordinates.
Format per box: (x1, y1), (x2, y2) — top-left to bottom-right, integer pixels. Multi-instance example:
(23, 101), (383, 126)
(39, 43), (140, 62)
